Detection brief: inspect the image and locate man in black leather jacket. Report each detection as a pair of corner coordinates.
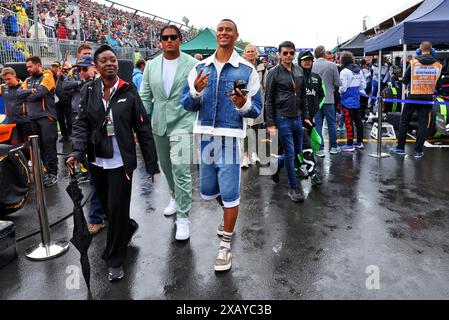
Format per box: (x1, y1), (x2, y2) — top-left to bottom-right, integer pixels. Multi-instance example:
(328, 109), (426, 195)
(266, 41), (311, 203)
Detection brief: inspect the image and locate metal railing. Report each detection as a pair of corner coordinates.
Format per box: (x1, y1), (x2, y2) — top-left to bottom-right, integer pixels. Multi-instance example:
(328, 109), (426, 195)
(0, 37), (150, 66)
(0, 0), (197, 54)
(0, 4), (55, 40)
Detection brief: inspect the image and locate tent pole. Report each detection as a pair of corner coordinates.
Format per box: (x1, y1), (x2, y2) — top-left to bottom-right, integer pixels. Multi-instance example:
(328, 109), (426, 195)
(369, 49), (390, 159)
(402, 44), (407, 110)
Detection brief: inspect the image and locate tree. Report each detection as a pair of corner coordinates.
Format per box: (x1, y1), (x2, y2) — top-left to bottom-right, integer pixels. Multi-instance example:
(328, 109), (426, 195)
(235, 39), (250, 50)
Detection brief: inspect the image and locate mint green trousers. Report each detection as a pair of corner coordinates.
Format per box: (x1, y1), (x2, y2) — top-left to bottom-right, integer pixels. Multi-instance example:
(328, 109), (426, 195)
(154, 133), (193, 219)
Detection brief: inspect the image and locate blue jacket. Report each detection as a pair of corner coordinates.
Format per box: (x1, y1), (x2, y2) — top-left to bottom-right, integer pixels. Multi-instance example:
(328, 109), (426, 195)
(339, 64), (366, 109)
(3, 15), (19, 34)
(132, 69), (143, 92)
(181, 50), (262, 139)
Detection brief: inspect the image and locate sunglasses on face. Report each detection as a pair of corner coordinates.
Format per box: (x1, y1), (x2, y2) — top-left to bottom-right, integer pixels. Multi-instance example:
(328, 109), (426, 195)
(161, 34), (179, 41)
(282, 51), (295, 56)
(77, 67), (89, 72)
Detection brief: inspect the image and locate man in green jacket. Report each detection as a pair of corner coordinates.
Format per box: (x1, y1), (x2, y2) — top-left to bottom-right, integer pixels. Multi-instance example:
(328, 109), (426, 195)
(139, 25), (198, 241)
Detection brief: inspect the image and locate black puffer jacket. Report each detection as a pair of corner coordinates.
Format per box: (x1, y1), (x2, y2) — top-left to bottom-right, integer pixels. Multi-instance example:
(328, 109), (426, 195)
(265, 63), (310, 127)
(70, 78), (160, 176)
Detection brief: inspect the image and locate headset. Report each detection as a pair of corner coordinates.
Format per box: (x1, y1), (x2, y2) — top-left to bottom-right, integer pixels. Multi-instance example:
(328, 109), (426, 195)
(416, 48), (437, 56)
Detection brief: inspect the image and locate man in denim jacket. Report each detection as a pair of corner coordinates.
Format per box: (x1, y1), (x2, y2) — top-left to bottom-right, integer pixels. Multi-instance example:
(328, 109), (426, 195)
(182, 19), (262, 272)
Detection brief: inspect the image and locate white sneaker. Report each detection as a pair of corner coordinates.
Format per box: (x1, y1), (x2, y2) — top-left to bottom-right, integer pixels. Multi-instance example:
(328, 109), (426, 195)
(241, 155), (249, 168)
(163, 197), (177, 216)
(175, 219), (190, 241)
(251, 152), (261, 164)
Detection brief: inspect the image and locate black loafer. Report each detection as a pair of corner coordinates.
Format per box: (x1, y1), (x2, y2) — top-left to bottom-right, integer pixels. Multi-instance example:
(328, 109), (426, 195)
(108, 266), (124, 282)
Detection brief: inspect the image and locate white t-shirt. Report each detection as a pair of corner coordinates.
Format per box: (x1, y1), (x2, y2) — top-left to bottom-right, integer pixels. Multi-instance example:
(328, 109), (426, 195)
(45, 16), (56, 28)
(92, 80), (124, 170)
(162, 57), (179, 97)
(215, 60), (225, 76)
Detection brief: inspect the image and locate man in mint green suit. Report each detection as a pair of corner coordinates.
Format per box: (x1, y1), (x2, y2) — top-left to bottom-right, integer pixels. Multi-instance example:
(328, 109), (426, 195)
(139, 25), (198, 241)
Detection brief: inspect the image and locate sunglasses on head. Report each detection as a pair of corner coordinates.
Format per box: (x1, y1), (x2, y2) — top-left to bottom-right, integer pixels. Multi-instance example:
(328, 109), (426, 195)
(161, 34), (179, 41)
(282, 51), (295, 56)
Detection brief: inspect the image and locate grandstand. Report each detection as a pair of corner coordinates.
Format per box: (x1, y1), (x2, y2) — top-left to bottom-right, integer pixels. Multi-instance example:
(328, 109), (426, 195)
(0, 0), (197, 65)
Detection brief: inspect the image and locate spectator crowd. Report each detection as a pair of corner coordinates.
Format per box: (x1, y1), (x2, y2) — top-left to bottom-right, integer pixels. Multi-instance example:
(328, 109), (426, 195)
(0, 0), (196, 49)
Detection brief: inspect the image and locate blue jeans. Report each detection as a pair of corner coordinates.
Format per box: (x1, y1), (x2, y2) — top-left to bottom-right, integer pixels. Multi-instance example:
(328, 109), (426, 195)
(314, 103), (337, 150)
(275, 117), (303, 189)
(199, 135), (241, 208)
(88, 170), (106, 224)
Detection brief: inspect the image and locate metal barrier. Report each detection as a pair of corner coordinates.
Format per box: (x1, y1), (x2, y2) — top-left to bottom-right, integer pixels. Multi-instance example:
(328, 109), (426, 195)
(25, 135), (69, 261)
(0, 37), (149, 66)
(0, 4), (55, 40)
(369, 98), (391, 158)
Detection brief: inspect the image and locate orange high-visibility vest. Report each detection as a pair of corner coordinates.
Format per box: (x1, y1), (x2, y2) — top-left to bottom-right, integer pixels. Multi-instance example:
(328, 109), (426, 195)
(410, 59), (442, 95)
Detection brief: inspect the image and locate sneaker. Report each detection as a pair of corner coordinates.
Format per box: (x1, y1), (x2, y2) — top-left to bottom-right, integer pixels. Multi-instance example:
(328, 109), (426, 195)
(288, 188), (304, 203)
(330, 147), (341, 154)
(389, 147), (406, 155)
(316, 150), (326, 158)
(214, 247), (232, 272)
(353, 142), (365, 149)
(310, 174), (322, 187)
(296, 166), (309, 179)
(163, 197), (177, 216)
(217, 220), (224, 236)
(250, 152), (261, 164)
(108, 266), (124, 282)
(340, 145), (355, 152)
(76, 172), (90, 184)
(43, 173), (58, 187)
(241, 155), (250, 168)
(88, 223), (106, 235)
(175, 219), (190, 241)
(414, 151), (424, 159)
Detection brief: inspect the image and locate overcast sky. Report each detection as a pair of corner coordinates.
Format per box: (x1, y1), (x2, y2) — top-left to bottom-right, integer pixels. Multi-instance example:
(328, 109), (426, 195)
(109, 0), (421, 49)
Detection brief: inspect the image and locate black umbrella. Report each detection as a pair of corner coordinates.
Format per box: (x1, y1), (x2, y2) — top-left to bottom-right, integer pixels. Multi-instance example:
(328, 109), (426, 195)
(66, 175), (93, 290)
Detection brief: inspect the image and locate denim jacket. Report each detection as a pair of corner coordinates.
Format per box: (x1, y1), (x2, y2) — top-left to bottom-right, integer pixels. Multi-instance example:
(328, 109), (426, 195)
(181, 50), (262, 139)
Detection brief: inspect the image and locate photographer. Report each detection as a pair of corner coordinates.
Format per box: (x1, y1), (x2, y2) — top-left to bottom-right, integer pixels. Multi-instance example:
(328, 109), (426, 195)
(62, 56), (96, 120)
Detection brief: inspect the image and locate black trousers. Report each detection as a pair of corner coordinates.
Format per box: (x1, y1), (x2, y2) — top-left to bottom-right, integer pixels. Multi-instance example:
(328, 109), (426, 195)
(56, 100), (72, 138)
(342, 107), (364, 145)
(10, 122), (32, 160)
(397, 103), (432, 153)
(89, 164), (134, 268)
(31, 117), (58, 175)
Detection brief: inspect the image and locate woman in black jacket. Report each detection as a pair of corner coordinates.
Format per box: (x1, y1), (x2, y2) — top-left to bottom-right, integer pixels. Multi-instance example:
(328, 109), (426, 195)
(66, 45), (159, 282)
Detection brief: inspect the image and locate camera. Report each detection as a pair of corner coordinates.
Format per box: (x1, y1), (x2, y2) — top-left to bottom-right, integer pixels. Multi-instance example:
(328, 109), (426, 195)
(234, 80), (246, 91)
(233, 80), (249, 96)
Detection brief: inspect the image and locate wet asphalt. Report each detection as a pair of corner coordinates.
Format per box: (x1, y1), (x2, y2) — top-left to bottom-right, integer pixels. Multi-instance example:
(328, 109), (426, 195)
(1, 130), (449, 300)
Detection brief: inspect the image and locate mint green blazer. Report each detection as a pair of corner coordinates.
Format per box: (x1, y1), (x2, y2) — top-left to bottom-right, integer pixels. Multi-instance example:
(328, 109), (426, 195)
(139, 52), (198, 136)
